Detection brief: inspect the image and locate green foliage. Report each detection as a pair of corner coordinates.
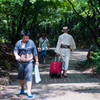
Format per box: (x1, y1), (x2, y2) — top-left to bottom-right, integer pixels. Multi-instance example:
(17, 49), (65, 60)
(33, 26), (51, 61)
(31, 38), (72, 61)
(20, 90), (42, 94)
(68, 0), (100, 47)
(94, 65), (100, 74)
(0, 0), (69, 45)
(0, 0), (99, 48)
(97, 37), (100, 44)
(90, 50), (100, 74)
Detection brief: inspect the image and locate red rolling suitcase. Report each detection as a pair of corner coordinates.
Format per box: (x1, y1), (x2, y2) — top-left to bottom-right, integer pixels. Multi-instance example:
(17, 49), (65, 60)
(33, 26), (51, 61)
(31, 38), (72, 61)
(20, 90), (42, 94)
(49, 56), (62, 78)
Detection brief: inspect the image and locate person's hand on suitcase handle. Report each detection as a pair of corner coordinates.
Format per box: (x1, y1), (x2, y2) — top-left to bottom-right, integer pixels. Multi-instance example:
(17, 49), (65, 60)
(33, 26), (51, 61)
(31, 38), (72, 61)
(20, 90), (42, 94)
(55, 53), (61, 61)
(56, 53), (60, 56)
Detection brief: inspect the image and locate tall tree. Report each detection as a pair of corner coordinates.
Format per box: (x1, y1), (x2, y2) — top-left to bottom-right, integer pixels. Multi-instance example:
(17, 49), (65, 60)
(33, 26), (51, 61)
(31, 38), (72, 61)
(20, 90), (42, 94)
(67, 0), (100, 47)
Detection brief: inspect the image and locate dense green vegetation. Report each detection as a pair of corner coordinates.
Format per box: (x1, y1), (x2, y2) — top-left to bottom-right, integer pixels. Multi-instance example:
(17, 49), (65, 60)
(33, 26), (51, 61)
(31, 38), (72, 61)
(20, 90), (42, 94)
(0, 0), (100, 74)
(0, 0), (100, 47)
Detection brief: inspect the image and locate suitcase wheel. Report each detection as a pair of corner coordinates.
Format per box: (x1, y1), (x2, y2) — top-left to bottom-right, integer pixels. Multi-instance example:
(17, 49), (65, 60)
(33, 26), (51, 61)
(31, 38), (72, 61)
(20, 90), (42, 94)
(57, 73), (60, 78)
(50, 73), (53, 78)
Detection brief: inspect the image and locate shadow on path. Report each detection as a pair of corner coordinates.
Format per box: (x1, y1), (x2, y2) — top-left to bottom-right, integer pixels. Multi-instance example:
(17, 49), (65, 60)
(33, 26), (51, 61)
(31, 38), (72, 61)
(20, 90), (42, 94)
(3, 50), (100, 100)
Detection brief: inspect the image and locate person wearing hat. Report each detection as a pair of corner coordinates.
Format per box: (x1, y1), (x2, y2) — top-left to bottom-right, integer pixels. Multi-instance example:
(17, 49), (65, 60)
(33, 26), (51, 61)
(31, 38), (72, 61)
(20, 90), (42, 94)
(14, 30), (39, 98)
(55, 26), (76, 77)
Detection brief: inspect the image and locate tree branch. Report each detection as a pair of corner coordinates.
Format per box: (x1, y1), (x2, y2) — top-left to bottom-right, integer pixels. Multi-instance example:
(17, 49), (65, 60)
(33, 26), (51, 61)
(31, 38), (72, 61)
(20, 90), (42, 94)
(67, 0), (93, 32)
(67, 0), (99, 46)
(89, 0), (100, 15)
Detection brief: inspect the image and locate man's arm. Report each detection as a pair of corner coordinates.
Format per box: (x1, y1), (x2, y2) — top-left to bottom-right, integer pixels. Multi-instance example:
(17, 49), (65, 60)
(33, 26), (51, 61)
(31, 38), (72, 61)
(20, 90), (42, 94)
(47, 42), (49, 49)
(39, 41), (41, 48)
(14, 52), (21, 60)
(71, 37), (76, 51)
(38, 41), (41, 52)
(34, 55), (39, 66)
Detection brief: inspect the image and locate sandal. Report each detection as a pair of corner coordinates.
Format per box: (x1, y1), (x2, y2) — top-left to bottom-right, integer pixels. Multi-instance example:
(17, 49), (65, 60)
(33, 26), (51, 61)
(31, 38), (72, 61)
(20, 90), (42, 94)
(20, 89), (25, 94)
(63, 75), (68, 77)
(27, 93), (33, 98)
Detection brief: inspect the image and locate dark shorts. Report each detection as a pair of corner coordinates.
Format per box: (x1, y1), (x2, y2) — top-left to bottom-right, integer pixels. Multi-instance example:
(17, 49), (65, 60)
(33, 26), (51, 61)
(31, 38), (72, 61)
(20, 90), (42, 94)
(17, 60), (33, 81)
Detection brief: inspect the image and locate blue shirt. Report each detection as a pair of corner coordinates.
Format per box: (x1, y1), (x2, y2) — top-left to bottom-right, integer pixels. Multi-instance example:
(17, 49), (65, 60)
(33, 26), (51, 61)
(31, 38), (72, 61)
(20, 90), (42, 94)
(14, 39), (38, 59)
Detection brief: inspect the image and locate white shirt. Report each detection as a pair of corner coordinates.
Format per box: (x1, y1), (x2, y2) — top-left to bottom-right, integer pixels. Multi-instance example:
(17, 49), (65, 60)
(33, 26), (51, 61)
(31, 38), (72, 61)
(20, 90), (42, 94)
(39, 37), (49, 50)
(55, 33), (76, 54)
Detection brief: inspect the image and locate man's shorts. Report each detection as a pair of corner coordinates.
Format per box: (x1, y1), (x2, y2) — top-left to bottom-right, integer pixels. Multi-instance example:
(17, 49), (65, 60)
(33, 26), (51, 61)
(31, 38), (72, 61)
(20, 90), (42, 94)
(17, 60), (33, 81)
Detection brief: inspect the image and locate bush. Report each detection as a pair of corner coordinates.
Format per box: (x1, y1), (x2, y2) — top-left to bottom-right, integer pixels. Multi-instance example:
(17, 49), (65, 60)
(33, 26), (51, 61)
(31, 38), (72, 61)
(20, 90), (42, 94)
(90, 50), (100, 75)
(94, 65), (100, 75)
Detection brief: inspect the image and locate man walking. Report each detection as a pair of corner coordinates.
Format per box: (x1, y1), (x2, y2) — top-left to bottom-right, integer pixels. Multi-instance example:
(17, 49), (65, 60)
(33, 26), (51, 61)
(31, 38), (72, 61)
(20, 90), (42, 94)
(55, 26), (76, 77)
(14, 30), (39, 97)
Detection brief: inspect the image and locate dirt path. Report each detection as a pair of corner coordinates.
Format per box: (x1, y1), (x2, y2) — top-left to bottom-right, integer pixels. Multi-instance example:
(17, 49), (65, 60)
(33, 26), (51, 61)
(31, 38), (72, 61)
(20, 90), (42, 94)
(0, 50), (100, 100)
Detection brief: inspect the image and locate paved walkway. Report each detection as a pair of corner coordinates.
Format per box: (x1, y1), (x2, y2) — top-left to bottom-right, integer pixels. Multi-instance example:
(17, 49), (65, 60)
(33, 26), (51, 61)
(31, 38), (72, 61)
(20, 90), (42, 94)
(1, 50), (100, 100)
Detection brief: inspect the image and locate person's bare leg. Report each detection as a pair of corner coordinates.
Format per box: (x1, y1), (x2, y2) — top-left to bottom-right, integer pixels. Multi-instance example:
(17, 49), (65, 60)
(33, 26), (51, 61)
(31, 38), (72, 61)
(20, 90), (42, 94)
(64, 70), (67, 76)
(20, 80), (25, 89)
(43, 58), (46, 64)
(44, 58), (46, 62)
(20, 80), (25, 94)
(26, 81), (32, 94)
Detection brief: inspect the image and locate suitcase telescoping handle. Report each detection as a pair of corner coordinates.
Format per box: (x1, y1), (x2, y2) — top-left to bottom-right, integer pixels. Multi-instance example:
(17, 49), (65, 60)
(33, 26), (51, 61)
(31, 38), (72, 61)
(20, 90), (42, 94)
(55, 55), (61, 61)
(55, 55), (57, 61)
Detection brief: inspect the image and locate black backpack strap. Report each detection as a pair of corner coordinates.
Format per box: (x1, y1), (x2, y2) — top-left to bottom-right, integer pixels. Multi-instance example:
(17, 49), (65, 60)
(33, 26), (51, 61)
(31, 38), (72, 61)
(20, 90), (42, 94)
(41, 38), (46, 47)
